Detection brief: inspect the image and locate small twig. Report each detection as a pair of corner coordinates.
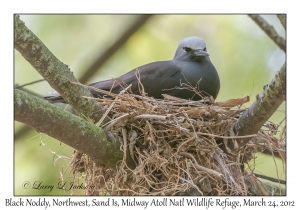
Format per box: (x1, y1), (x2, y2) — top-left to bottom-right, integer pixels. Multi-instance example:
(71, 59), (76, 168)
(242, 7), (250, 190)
(134, 114), (167, 121)
(70, 81), (118, 98)
(197, 132), (257, 139)
(14, 79), (45, 89)
(246, 143), (285, 153)
(104, 113), (130, 130)
(146, 121), (156, 146)
(180, 152), (223, 177)
(249, 175), (268, 196)
(254, 173), (286, 185)
(276, 14), (286, 30)
(96, 100), (116, 126)
(177, 173), (203, 196)
(177, 135), (196, 153)
(248, 14), (286, 52)
(128, 130), (138, 166)
(96, 84), (132, 126)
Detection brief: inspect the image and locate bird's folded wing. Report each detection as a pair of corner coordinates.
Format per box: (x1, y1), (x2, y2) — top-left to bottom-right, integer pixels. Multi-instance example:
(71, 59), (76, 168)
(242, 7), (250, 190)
(88, 61), (182, 98)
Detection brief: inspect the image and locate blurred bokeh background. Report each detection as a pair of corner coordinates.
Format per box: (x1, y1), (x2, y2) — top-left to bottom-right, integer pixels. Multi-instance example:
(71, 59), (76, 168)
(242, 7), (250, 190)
(14, 15), (286, 195)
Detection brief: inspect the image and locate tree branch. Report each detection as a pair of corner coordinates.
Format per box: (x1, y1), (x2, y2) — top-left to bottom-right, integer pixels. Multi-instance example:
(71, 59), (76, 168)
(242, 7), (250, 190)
(247, 178), (286, 196)
(15, 15), (152, 138)
(14, 89), (135, 169)
(248, 14), (286, 52)
(277, 14), (286, 30)
(232, 62), (286, 149)
(254, 173), (286, 185)
(14, 15), (102, 121)
(79, 15), (153, 84)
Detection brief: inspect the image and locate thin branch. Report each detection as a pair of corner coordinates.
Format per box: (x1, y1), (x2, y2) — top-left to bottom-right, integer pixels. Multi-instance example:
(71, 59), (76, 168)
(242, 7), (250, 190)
(79, 15), (153, 84)
(259, 148), (282, 158)
(197, 132), (257, 139)
(248, 14), (286, 52)
(249, 175), (268, 196)
(254, 173), (286, 185)
(14, 15), (102, 121)
(14, 79), (45, 89)
(179, 152), (223, 177)
(14, 89), (136, 169)
(232, 62), (286, 149)
(134, 114), (167, 121)
(277, 14), (286, 30)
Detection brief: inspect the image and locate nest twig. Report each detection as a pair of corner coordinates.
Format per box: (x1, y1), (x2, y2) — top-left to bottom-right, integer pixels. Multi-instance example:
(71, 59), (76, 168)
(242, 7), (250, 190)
(68, 83), (285, 196)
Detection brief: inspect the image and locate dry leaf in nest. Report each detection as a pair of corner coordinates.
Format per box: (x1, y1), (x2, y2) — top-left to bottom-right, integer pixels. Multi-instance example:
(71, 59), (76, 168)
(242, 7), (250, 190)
(214, 96), (250, 108)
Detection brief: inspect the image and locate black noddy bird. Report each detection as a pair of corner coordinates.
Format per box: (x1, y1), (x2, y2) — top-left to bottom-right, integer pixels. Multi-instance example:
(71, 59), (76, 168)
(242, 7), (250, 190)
(45, 37), (220, 103)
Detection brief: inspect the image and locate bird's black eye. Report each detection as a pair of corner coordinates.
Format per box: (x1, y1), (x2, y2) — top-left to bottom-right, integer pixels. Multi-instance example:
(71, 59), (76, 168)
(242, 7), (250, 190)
(183, 47), (192, 52)
(203, 47), (207, 51)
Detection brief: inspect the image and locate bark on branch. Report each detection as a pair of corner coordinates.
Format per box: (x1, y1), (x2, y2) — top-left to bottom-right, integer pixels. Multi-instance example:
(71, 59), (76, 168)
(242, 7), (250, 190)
(277, 14), (286, 30)
(232, 62), (286, 149)
(14, 15), (102, 121)
(14, 89), (135, 169)
(15, 15), (152, 139)
(248, 14), (286, 52)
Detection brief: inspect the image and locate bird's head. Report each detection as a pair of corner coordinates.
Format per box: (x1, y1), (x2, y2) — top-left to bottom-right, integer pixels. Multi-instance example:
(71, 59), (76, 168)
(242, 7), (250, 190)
(174, 37), (209, 62)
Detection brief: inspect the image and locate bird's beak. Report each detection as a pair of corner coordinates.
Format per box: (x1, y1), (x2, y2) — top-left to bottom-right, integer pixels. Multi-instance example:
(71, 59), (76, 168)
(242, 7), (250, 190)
(194, 49), (209, 57)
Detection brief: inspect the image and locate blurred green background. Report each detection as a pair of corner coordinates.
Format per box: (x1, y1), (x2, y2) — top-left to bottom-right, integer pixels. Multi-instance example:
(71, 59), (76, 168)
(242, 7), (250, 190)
(14, 15), (286, 195)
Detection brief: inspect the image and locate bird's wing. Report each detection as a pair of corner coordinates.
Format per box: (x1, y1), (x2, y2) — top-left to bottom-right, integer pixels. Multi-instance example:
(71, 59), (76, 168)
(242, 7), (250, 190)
(124, 61), (184, 98)
(88, 61), (182, 98)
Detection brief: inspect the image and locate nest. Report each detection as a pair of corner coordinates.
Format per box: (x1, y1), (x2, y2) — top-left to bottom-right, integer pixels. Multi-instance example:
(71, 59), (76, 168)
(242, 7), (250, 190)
(68, 84), (286, 196)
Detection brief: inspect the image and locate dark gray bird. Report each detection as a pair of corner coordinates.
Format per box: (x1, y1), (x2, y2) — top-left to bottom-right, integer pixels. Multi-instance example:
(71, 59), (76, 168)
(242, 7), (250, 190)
(46, 37), (220, 103)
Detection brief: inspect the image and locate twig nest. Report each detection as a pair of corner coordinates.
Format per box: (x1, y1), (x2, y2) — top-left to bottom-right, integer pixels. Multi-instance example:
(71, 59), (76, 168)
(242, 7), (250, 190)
(70, 92), (285, 195)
